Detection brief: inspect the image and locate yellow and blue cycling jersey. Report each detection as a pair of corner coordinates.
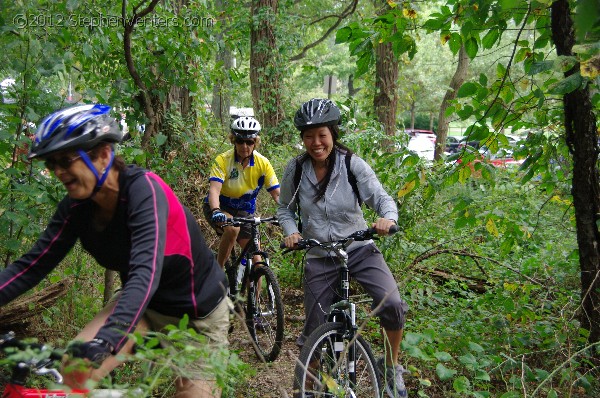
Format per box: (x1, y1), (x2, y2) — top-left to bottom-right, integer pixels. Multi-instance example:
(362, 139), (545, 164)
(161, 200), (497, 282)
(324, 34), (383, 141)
(206, 149), (280, 213)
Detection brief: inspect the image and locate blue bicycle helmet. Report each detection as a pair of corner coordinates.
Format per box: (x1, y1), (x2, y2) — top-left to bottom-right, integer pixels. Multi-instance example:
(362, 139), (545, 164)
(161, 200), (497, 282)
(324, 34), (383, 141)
(30, 104), (123, 195)
(29, 104), (122, 159)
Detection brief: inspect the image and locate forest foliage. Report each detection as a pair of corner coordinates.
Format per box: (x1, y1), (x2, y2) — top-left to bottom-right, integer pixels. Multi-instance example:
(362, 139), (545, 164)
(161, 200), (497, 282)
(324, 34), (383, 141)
(1, 0), (599, 397)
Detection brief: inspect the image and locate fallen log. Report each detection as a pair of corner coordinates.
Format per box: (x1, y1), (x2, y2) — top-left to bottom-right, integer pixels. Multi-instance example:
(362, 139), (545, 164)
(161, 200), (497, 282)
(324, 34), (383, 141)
(0, 279), (71, 333)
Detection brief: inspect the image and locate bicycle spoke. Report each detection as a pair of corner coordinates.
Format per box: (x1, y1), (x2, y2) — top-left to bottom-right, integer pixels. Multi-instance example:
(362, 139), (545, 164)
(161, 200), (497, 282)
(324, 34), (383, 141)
(246, 265), (284, 362)
(294, 323), (379, 398)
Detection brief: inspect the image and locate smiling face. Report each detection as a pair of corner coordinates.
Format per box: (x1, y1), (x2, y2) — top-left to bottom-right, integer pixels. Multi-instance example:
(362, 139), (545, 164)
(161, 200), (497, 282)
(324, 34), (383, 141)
(44, 149), (104, 199)
(301, 126), (334, 164)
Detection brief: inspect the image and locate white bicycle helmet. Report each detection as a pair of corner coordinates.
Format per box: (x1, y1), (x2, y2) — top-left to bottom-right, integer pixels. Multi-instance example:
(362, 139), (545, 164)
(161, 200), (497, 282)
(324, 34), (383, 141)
(231, 116), (261, 139)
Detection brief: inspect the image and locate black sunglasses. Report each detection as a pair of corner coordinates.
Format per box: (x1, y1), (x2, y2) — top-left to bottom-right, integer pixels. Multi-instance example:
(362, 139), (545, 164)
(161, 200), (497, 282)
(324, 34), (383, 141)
(44, 153), (85, 170)
(235, 137), (255, 146)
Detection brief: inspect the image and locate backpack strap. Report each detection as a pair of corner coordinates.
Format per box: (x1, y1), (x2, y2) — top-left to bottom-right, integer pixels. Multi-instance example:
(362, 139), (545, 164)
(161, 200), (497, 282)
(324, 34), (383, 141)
(293, 158), (304, 233)
(345, 151), (363, 206)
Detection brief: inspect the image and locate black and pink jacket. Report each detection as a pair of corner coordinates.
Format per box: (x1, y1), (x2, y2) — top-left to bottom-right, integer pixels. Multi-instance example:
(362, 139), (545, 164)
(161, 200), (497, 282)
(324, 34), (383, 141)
(0, 165), (226, 352)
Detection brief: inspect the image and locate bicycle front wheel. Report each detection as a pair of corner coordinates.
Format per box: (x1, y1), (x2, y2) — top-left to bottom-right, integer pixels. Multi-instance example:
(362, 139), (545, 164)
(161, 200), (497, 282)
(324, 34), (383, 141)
(246, 264), (284, 362)
(293, 322), (380, 398)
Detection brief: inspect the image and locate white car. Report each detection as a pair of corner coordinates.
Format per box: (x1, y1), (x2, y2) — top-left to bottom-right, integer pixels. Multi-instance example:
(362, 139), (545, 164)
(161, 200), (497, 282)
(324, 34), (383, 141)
(407, 134), (435, 161)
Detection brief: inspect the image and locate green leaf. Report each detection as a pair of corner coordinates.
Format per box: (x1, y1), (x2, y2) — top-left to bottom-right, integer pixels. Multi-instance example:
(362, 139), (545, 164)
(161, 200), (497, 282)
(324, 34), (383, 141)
(436, 363), (457, 381)
(458, 164), (472, 184)
(479, 73), (488, 86)
(457, 82), (478, 98)
(458, 353), (478, 367)
(335, 27), (352, 43)
(548, 73), (583, 95)
(434, 351), (453, 362)
(155, 134), (168, 146)
(575, 0), (600, 41)
(482, 28), (500, 49)
(448, 33), (462, 55)
(355, 52), (373, 78)
(405, 346), (433, 361)
(499, 0), (522, 9)
(468, 341), (485, 352)
(500, 392), (521, 398)
(453, 376), (471, 392)
(178, 314), (189, 330)
(475, 369), (491, 381)
(528, 60), (554, 75)
(547, 389), (558, 398)
(403, 332), (424, 346)
(464, 37), (479, 59)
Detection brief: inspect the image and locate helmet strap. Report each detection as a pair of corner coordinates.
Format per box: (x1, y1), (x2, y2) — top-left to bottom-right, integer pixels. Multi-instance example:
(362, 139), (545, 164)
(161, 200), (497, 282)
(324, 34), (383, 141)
(77, 149), (115, 195)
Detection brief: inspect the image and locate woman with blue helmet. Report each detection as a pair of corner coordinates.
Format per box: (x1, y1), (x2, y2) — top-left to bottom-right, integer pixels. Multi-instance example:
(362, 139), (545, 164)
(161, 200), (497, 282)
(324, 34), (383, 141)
(0, 104), (229, 397)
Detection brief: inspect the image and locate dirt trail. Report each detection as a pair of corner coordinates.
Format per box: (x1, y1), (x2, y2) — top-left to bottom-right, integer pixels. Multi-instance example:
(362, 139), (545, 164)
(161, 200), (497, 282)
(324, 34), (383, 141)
(228, 288), (305, 397)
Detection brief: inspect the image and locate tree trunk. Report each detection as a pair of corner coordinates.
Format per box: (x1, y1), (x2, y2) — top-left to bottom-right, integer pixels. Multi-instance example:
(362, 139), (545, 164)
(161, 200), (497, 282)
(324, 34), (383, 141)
(348, 74), (360, 97)
(373, 1), (398, 137)
(211, 0), (233, 129)
(434, 45), (470, 161)
(551, 0), (600, 345)
(212, 46), (233, 129)
(250, 0), (284, 137)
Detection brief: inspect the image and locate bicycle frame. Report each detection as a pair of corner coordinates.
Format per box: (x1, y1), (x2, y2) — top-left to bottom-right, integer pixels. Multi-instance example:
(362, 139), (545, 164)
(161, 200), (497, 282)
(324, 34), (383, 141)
(1, 333), (133, 398)
(325, 246), (360, 388)
(224, 216), (284, 362)
(226, 216), (274, 297)
(3, 384), (90, 398)
(288, 227), (398, 397)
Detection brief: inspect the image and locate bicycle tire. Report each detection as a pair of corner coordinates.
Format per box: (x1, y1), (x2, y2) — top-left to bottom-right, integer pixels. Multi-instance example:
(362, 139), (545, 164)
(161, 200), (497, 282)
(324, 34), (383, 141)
(245, 264), (284, 362)
(293, 322), (380, 398)
(224, 248), (239, 297)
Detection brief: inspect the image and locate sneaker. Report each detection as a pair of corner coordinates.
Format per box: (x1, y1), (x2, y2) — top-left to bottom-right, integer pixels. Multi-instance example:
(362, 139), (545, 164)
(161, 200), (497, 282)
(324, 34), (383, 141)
(377, 357), (408, 398)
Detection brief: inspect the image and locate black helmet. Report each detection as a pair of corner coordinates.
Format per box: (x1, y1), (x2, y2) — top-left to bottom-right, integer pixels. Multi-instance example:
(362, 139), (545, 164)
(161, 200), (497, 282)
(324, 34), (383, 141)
(231, 116), (261, 139)
(294, 99), (341, 131)
(29, 104), (122, 159)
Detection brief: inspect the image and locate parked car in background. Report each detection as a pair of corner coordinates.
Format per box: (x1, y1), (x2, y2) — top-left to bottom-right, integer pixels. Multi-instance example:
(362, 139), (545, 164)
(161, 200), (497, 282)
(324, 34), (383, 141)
(445, 135), (464, 154)
(479, 147), (524, 169)
(457, 136), (482, 151)
(407, 134), (435, 161)
(404, 129), (437, 145)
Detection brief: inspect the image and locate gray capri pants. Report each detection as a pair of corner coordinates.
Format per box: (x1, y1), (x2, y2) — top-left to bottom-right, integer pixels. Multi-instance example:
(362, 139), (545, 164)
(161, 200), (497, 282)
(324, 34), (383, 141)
(297, 242), (408, 346)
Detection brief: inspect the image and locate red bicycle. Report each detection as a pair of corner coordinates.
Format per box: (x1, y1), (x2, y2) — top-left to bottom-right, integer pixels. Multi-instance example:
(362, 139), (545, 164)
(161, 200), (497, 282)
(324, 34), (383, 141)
(0, 331), (133, 398)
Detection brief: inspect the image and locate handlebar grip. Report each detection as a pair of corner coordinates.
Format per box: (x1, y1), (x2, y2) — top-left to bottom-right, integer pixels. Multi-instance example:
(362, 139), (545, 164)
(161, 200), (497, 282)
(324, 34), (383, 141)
(367, 224), (399, 236)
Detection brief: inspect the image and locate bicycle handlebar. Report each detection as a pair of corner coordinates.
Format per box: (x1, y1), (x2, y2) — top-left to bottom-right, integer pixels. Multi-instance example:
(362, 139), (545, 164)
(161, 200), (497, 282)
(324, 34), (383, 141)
(280, 225), (399, 251)
(1, 331), (64, 361)
(223, 215), (279, 227)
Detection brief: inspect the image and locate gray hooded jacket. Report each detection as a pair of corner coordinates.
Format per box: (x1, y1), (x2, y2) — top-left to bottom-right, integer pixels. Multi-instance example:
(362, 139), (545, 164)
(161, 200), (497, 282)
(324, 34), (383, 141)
(277, 148), (398, 258)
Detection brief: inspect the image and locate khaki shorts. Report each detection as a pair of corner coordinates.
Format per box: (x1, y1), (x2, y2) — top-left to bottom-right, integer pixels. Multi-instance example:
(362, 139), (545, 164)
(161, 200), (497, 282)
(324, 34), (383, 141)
(143, 298), (232, 380)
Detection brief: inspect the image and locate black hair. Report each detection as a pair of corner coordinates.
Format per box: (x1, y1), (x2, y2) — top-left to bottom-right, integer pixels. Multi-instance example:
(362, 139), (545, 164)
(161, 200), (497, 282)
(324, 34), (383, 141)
(299, 125), (353, 202)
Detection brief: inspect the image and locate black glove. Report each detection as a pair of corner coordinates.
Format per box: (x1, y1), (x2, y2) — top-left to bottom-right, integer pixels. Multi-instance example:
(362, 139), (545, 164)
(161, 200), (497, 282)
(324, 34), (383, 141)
(68, 339), (113, 366)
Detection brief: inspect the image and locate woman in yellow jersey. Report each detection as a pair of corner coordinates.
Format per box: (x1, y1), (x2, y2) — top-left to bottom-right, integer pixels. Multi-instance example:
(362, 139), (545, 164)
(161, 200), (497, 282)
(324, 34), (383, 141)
(203, 116), (280, 268)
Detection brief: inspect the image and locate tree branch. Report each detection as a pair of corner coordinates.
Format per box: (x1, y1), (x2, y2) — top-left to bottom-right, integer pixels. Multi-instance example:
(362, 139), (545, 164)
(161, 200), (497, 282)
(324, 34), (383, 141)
(409, 248), (544, 286)
(289, 0), (358, 61)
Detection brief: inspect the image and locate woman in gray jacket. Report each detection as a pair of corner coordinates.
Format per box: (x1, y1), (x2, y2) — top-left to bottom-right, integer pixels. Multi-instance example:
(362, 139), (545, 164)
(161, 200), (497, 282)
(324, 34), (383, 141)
(278, 99), (409, 398)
